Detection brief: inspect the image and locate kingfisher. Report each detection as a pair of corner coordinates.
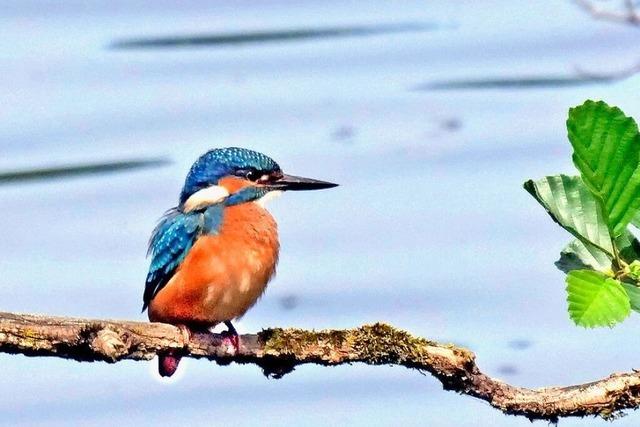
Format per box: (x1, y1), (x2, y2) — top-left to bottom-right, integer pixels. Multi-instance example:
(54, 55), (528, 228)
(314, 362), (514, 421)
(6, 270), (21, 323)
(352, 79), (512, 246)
(143, 147), (337, 377)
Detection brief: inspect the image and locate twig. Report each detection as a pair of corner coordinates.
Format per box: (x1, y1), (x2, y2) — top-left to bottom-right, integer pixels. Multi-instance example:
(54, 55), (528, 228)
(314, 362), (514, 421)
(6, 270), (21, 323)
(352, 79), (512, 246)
(574, 61), (640, 79)
(1, 311), (640, 421)
(574, 0), (640, 25)
(573, 0), (640, 79)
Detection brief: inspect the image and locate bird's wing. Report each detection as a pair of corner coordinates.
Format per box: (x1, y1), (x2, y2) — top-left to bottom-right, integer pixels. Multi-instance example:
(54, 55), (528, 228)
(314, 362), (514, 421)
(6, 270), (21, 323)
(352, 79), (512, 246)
(143, 203), (226, 311)
(143, 208), (204, 311)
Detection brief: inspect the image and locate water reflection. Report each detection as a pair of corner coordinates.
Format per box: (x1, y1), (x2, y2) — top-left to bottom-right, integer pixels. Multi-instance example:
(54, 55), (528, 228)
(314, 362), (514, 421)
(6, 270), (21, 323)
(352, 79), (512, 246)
(415, 75), (615, 90)
(0, 158), (169, 185)
(110, 22), (439, 49)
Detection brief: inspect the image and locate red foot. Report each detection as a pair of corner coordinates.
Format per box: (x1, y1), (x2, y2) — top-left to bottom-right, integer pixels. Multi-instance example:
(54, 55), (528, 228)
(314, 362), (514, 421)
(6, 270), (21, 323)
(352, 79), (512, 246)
(221, 331), (240, 354)
(158, 324), (192, 377)
(222, 320), (240, 354)
(159, 354), (182, 377)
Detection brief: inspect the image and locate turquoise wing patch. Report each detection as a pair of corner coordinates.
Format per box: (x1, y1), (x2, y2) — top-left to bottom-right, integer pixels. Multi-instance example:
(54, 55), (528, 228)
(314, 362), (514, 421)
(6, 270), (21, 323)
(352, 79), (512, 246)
(143, 203), (225, 311)
(143, 209), (202, 310)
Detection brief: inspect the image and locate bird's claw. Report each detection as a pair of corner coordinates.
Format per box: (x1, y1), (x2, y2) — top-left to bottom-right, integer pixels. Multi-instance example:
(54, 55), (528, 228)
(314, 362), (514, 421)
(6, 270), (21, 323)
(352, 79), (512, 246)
(221, 330), (240, 354)
(221, 321), (240, 354)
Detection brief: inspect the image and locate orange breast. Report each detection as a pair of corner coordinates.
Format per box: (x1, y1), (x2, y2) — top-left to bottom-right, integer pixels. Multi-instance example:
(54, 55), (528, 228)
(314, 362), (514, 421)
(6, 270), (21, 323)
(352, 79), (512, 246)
(148, 202), (279, 326)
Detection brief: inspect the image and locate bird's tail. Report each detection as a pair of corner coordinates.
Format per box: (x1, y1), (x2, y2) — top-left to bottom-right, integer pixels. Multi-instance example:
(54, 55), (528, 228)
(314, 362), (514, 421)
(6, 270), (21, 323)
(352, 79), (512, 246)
(158, 352), (182, 377)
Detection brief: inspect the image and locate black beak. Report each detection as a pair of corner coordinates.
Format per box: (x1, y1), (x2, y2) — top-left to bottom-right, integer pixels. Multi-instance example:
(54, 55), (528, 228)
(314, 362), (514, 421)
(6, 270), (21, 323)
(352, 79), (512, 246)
(271, 174), (338, 191)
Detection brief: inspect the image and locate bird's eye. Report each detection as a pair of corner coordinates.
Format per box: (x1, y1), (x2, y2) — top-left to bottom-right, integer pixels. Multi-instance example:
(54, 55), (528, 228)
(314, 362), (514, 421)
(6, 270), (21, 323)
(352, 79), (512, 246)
(245, 170), (261, 181)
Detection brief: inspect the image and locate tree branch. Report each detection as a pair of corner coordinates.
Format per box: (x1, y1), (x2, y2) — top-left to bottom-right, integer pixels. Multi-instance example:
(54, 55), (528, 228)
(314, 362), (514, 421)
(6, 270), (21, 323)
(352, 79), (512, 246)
(1, 311), (640, 421)
(572, 0), (640, 79)
(574, 0), (640, 25)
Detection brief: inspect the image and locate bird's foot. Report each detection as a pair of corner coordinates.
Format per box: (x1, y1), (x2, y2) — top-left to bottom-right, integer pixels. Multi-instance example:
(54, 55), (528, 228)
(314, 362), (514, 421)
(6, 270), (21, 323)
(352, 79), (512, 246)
(158, 324), (192, 377)
(158, 325), (193, 377)
(221, 320), (240, 354)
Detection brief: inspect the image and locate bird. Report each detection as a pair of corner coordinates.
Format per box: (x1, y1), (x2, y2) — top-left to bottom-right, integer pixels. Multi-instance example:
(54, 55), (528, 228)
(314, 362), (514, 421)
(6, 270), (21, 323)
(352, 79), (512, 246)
(143, 147), (337, 377)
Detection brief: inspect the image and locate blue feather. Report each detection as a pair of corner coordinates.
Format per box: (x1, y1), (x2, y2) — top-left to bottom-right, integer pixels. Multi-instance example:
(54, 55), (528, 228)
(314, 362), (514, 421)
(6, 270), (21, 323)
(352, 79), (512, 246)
(142, 204), (224, 311)
(203, 203), (224, 232)
(225, 186), (269, 206)
(179, 147), (280, 205)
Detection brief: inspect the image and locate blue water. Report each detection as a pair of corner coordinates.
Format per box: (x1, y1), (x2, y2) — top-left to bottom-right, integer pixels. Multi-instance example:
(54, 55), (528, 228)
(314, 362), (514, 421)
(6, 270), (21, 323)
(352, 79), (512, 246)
(3, 1), (640, 425)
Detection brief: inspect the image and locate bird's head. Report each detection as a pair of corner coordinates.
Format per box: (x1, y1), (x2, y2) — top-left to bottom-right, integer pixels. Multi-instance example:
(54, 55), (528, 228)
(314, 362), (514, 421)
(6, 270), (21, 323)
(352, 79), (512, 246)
(179, 147), (337, 211)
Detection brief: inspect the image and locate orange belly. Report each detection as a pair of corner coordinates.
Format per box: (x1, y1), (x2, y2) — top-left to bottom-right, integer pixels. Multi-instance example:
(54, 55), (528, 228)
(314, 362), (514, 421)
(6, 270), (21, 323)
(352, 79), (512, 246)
(148, 202), (279, 326)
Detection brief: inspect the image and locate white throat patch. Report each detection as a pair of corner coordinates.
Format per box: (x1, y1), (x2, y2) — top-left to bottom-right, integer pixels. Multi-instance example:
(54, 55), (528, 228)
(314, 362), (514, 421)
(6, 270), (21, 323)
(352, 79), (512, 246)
(255, 190), (283, 207)
(183, 185), (229, 212)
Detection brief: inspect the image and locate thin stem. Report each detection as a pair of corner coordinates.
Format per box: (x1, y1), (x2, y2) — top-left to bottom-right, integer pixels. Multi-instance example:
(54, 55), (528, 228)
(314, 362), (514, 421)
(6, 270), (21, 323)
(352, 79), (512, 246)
(611, 234), (623, 271)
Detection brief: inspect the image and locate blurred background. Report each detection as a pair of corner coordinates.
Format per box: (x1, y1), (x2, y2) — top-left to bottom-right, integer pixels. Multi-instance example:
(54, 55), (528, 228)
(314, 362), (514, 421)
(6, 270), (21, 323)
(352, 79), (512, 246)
(2, 0), (640, 425)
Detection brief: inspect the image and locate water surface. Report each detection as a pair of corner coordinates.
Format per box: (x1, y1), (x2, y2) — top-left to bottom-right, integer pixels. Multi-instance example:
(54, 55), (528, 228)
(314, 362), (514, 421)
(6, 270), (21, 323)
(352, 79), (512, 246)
(2, 1), (640, 425)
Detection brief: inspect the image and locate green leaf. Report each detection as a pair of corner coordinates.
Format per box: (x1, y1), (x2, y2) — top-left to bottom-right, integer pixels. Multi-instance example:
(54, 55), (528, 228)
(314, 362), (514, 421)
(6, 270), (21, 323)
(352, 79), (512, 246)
(622, 282), (640, 313)
(628, 260), (640, 281)
(556, 231), (640, 274)
(524, 174), (612, 255)
(617, 231), (640, 264)
(566, 270), (630, 327)
(632, 211), (640, 230)
(556, 239), (612, 273)
(567, 100), (640, 236)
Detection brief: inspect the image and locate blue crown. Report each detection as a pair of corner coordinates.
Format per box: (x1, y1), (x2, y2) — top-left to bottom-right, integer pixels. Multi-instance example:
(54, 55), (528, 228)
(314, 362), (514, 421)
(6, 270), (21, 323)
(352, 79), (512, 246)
(179, 147), (280, 204)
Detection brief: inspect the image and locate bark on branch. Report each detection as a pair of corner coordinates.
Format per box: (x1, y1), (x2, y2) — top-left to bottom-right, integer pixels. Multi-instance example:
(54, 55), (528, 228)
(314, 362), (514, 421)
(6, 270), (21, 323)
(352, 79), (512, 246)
(1, 311), (639, 422)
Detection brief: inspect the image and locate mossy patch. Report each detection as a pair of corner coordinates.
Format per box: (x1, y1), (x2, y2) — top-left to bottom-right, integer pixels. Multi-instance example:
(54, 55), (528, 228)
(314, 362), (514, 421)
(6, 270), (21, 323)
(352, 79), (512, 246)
(258, 323), (474, 372)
